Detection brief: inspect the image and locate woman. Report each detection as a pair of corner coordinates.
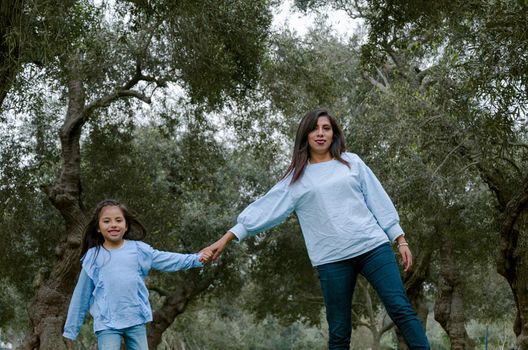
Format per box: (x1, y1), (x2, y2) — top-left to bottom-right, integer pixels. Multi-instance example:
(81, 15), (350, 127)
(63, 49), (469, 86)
(207, 108), (430, 349)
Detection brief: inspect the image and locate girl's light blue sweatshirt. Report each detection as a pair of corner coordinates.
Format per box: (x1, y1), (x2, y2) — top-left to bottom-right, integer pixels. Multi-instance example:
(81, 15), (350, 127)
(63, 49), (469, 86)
(229, 152), (404, 266)
(63, 240), (203, 340)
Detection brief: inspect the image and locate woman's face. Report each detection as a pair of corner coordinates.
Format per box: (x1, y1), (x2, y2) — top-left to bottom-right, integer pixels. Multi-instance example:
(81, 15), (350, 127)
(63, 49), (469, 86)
(307, 116), (333, 156)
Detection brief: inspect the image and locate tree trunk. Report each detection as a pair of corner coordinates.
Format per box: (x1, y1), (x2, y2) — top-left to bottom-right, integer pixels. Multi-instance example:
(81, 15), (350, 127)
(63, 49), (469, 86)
(148, 284), (194, 348)
(353, 277), (394, 350)
(396, 241), (432, 350)
(474, 160), (528, 349)
(434, 237), (474, 350)
(16, 78), (87, 350)
(497, 207), (528, 349)
(148, 259), (228, 348)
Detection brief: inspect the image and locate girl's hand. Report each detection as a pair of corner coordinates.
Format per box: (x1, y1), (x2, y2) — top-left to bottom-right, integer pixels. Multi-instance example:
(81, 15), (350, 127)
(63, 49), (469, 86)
(199, 247), (213, 264)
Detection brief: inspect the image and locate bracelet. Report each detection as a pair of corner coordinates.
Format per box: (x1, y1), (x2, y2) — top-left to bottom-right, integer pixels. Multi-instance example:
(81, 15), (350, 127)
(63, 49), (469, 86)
(397, 242), (409, 248)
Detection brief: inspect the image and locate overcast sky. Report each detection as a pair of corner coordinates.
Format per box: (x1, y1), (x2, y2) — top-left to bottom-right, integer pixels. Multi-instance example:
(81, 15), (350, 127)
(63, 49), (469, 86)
(272, 0), (361, 39)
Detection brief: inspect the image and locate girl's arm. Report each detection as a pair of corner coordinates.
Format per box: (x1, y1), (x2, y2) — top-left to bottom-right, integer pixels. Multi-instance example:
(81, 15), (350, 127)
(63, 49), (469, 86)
(151, 249), (204, 271)
(137, 241), (205, 273)
(63, 269), (94, 340)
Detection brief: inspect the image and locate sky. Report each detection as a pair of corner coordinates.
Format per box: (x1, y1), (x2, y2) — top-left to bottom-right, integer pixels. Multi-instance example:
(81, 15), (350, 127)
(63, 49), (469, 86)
(271, 0), (362, 39)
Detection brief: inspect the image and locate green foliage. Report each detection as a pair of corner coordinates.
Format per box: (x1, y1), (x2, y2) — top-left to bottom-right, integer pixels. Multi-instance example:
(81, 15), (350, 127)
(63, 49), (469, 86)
(0, 0), (77, 107)
(244, 219), (323, 325)
(163, 299), (327, 350)
(1, 0), (524, 344)
(466, 319), (517, 349)
(0, 137), (62, 335)
(157, 0), (273, 106)
(3, 0), (273, 113)
(262, 26), (362, 121)
(0, 126), (63, 297)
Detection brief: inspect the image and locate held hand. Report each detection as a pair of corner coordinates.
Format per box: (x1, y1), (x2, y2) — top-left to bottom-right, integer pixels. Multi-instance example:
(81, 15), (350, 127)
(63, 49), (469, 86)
(199, 247), (214, 264)
(398, 244), (413, 272)
(210, 231), (236, 262)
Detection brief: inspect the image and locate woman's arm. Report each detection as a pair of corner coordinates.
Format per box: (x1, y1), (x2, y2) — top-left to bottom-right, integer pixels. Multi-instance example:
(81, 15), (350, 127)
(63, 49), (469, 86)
(208, 178), (295, 261)
(357, 156), (403, 241)
(229, 178), (295, 241)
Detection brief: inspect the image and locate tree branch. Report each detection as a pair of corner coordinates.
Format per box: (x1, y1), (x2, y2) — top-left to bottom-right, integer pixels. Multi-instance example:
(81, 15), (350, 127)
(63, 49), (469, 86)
(501, 178), (528, 238)
(508, 141), (528, 149)
(363, 72), (391, 94)
(84, 89), (151, 117)
(458, 143), (510, 208)
(376, 66), (390, 89)
(380, 315), (395, 334)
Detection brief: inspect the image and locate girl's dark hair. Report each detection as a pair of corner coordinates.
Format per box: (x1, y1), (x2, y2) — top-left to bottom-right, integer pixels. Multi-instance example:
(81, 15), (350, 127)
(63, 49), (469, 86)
(80, 199), (147, 259)
(283, 108), (348, 183)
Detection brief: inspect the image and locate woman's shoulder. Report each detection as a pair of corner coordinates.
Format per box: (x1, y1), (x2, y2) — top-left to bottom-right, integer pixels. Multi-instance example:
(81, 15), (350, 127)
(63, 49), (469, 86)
(341, 152), (362, 163)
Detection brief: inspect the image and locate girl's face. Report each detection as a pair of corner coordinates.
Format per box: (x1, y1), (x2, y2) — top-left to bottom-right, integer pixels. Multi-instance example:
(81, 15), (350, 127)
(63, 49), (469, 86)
(98, 205), (128, 249)
(307, 116), (334, 157)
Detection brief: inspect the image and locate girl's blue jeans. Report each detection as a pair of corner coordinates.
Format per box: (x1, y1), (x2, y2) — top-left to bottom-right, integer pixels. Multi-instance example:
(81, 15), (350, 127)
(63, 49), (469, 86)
(96, 323), (148, 350)
(316, 242), (430, 350)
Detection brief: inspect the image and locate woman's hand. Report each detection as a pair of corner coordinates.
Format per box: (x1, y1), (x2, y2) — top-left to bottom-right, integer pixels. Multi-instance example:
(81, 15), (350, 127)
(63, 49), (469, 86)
(398, 244), (413, 272)
(396, 235), (412, 272)
(208, 231), (236, 262)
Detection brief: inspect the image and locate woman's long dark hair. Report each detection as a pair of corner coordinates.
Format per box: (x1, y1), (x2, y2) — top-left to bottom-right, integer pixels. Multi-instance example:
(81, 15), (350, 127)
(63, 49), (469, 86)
(80, 199), (147, 259)
(283, 108), (348, 183)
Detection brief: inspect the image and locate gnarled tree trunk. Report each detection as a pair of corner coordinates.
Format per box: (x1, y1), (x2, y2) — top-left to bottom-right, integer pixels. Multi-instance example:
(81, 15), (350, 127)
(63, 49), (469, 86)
(353, 277), (394, 350)
(396, 241), (433, 350)
(148, 258), (228, 348)
(16, 78), (87, 350)
(434, 236), (474, 350)
(473, 159), (528, 349)
(497, 196), (528, 349)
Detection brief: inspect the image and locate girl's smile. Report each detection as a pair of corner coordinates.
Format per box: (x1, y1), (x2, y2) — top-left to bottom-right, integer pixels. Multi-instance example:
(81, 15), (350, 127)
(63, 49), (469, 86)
(98, 205), (128, 249)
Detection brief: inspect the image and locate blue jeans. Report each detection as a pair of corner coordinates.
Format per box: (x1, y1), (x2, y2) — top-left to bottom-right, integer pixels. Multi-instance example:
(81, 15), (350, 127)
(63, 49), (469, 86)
(316, 242), (430, 350)
(96, 324), (149, 350)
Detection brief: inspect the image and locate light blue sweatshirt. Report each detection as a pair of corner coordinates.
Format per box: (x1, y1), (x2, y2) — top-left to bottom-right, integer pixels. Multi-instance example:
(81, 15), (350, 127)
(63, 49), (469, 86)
(63, 240), (203, 340)
(229, 152), (404, 266)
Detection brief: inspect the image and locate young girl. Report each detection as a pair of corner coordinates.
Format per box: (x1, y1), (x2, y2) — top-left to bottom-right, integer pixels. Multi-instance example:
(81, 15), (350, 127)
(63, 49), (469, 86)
(63, 199), (211, 349)
(205, 108), (430, 349)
